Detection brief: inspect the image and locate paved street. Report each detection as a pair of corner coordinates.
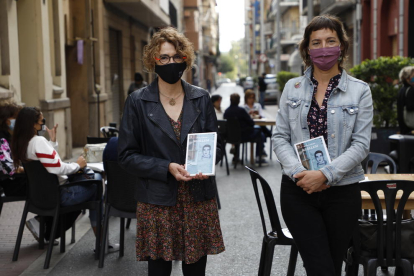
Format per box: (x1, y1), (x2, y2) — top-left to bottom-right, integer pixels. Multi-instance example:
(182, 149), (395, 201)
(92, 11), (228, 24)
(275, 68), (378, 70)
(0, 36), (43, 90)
(0, 83), (396, 275)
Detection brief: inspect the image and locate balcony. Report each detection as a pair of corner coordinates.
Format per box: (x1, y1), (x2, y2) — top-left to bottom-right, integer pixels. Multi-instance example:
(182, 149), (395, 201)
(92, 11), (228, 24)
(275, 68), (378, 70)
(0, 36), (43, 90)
(271, 0), (300, 16)
(105, 0), (170, 27)
(320, 0), (355, 15)
(302, 0), (321, 15)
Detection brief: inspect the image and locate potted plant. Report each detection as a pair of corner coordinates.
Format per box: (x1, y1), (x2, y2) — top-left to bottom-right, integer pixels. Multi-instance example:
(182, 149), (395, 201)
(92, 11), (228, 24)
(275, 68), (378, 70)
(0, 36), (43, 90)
(350, 56), (414, 154)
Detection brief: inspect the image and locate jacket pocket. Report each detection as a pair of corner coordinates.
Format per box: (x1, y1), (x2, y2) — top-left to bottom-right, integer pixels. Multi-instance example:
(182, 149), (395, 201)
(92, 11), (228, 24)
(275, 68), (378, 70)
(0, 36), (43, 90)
(286, 99), (302, 121)
(342, 106), (359, 129)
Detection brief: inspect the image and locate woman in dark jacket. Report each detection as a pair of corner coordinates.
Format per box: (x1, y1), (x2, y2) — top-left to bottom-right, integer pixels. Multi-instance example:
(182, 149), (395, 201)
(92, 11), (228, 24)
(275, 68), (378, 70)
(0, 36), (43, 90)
(397, 66), (414, 134)
(118, 27), (225, 276)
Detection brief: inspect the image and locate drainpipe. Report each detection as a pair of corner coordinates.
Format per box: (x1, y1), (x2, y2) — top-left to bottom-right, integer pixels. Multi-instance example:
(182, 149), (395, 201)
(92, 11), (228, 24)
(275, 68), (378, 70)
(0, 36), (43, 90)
(399, 0), (404, 56)
(373, 0), (377, 59)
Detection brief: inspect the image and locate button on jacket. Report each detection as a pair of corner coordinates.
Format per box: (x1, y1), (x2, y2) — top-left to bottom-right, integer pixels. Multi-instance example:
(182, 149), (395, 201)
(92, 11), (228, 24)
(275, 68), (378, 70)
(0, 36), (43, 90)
(118, 78), (222, 206)
(272, 68), (373, 186)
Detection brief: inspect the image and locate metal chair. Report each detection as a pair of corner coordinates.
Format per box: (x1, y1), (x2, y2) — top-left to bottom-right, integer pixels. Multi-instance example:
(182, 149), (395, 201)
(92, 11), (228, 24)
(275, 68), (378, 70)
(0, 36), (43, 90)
(245, 166), (298, 276)
(86, 136), (111, 144)
(345, 180), (414, 275)
(100, 126), (119, 138)
(13, 161), (103, 269)
(0, 175), (26, 218)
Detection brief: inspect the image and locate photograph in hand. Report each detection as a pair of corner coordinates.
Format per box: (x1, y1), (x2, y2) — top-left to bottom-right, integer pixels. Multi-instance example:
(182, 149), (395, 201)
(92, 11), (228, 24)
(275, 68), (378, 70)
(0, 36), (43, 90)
(185, 132), (217, 176)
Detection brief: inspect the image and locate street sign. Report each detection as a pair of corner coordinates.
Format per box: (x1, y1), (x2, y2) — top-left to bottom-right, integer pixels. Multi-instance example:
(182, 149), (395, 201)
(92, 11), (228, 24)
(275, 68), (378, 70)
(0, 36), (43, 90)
(259, 53), (267, 63)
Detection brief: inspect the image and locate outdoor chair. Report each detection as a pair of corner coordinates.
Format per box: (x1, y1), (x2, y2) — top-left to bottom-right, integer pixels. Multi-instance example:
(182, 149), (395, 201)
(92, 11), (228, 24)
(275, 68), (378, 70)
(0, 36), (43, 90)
(13, 161), (103, 269)
(217, 119), (230, 175)
(100, 126), (119, 138)
(345, 180), (414, 275)
(245, 166), (298, 276)
(87, 136), (111, 144)
(99, 160), (137, 268)
(0, 175), (26, 218)
(362, 152), (397, 220)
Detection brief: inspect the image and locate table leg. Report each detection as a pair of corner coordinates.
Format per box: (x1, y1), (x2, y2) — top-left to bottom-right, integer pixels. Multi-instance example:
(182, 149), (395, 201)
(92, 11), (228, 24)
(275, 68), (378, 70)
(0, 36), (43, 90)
(250, 142), (255, 165)
(269, 126), (273, 160)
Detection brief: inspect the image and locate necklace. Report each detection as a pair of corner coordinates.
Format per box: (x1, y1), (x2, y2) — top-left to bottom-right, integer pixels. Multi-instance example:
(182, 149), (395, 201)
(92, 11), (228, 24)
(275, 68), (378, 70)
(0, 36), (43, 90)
(159, 90), (183, 106)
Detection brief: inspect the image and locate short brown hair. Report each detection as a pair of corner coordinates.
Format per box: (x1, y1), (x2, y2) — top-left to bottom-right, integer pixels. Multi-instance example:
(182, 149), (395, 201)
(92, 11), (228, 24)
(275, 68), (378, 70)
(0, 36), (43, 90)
(143, 27), (195, 72)
(230, 93), (240, 106)
(299, 15), (350, 69)
(244, 90), (255, 103)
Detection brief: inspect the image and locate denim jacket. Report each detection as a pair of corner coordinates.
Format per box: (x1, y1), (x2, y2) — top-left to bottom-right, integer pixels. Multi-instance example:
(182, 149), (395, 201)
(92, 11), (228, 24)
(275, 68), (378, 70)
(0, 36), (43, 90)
(272, 67), (373, 186)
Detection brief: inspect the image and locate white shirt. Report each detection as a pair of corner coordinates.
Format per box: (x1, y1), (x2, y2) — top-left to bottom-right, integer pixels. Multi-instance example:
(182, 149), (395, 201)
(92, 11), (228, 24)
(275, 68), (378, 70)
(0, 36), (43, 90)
(27, 136), (80, 185)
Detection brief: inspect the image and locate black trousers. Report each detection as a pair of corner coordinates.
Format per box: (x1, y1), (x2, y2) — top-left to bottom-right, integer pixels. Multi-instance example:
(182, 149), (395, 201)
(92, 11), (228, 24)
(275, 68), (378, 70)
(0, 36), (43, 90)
(280, 175), (361, 276)
(148, 256), (207, 276)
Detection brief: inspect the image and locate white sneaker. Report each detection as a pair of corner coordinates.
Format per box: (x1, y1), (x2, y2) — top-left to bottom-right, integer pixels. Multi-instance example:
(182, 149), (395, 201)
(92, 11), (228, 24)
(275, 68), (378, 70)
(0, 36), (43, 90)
(44, 239), (59, 246)
(25, 218), (40, 242)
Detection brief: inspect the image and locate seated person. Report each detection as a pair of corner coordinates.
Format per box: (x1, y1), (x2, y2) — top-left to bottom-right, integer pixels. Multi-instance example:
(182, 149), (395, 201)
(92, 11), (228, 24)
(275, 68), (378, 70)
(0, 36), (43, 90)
(397, 66), (414, 134)
(0, 103), (26, 196)
(224, 93), (268, 166)
(11, 107), (102, 244)
(244, 89), (272, 139)
(211, 94), (223, 120)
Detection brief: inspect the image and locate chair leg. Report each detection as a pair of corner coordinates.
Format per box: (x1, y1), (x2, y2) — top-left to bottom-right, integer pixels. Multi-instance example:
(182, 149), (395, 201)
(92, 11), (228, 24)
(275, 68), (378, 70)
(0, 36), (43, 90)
(224, 147), (230, 175)
(400, 259), (414, 276)
(12, 201), (29, 261)
(126, 218), (131, 229)
(120, 218), (125, 257)
(262, 242), (276, 276)
(98, 204), (111, 268)
(44, 212), (60, 269)
(286, 245), (298, 276)
(365, 260), (378, 276)
(71, 220), (76, 243)
(0, 201), (3, 217)
(258, 240), (268, 276)
(39, 216), (45, 249)
(95, 201), (102, 260)
(60, 215), (66, 253)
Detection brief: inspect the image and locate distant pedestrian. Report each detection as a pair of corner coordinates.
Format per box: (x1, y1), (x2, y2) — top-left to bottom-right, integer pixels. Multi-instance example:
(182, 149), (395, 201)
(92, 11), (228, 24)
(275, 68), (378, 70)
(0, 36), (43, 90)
(273, 15), (373, 276)
(127, 72), (148, 95)
(258, 72), (267, 109)
(211, 94), (223, 120)
(118, 26), (225, 276)
(397, 66), (414, 134)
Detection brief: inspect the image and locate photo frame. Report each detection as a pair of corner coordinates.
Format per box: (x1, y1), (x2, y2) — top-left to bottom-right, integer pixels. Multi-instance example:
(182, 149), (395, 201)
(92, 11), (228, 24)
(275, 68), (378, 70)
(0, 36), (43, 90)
(185, 132), (217, 176)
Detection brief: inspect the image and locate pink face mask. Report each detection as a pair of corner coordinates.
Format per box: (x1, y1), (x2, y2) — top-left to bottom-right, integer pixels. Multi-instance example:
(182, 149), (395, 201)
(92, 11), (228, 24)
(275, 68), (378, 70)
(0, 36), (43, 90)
(309, 46), (341, 71)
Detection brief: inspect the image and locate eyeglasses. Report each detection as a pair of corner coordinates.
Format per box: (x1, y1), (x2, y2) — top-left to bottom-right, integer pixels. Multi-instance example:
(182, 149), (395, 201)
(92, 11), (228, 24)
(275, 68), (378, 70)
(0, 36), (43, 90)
(155, 54), (186, 65)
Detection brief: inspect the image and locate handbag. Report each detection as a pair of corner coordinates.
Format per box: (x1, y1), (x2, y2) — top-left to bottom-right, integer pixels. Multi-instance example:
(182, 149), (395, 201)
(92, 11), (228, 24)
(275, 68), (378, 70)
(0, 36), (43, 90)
(67, 167), (95, 182)
(359, 219), (414, 258)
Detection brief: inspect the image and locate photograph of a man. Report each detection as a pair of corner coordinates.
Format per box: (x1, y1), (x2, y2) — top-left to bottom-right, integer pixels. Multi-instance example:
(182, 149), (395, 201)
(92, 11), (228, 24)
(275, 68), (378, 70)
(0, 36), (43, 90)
(201, 144), (212, 159)
(314, 150), (327, 168)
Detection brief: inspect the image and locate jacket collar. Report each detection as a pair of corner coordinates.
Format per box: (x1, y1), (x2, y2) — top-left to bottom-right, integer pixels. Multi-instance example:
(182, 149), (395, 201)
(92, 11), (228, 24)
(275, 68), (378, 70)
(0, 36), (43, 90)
(141, 77), (204, 102)
(304, 66), (349, 92)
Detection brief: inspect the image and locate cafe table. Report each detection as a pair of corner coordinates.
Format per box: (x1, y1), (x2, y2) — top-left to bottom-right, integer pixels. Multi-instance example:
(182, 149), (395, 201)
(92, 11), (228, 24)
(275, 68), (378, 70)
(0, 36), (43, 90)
(250, 118), (276, 166)
(362, 174), (414, 219)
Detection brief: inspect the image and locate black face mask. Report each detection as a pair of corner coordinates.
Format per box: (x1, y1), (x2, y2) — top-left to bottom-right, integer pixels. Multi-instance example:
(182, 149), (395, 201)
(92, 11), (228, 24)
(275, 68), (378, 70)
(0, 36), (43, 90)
(155, 62), (187, 84)
(37, 118), (46, 136)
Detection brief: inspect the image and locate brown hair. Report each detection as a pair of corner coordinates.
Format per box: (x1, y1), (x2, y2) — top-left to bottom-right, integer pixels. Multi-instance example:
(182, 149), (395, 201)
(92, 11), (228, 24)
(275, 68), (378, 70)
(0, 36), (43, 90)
(0, 103), (22, 132)
(143, 27), (195, 72)
(11, 107), (42, 168)
(244, 89), (255, 103)
(299, 15), (350, 69)
(230, 93), (240, 106)
(399, 66), (414, 86)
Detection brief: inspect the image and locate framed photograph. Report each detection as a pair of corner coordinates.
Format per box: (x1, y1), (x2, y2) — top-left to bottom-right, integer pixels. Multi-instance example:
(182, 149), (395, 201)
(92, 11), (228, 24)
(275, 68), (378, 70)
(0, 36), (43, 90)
(185, 132), (217, 176)
(294, 136), (331, 170)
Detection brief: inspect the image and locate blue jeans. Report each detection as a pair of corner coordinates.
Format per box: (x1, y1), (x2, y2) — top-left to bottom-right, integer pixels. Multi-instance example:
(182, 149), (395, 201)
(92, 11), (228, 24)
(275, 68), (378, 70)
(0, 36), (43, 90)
(242, 127), (265, 158)
(259, 91), (265, 109)
(61, 173), (102, 227)
(280, 175), (361, 276)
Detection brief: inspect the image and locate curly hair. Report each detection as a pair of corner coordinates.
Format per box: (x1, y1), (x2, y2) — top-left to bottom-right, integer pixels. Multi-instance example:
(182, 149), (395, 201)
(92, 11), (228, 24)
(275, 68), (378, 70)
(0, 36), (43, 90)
(143, 27), (195, 72)
(399, 66), (414, 86)
(299, 15), (350, 69)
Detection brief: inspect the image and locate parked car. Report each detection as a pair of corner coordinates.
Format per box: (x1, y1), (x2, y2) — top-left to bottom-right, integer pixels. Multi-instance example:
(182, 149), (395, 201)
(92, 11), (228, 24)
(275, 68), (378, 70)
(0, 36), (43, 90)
(243, 76), (254, 91)
(215, 78), (232, 88)
(264, 74), (280, 104)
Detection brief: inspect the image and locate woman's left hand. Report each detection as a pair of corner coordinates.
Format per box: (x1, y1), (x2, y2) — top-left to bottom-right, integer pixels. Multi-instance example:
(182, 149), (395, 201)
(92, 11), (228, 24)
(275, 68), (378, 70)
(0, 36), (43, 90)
(46, 124), (58, 142)
(192, 172), (209, 180)
(294, 170), (329, 194)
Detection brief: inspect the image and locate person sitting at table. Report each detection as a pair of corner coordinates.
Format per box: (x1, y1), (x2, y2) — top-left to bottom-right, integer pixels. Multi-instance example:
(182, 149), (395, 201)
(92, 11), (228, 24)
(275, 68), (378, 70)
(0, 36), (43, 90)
(224, 93), (268, 166)
(11, 107), (102, 243)
(244, 89), (272, 141)
(211, 95), (223, 120)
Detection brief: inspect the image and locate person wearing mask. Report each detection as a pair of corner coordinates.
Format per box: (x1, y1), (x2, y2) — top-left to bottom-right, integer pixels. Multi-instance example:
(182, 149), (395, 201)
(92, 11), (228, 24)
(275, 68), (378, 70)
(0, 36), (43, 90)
(128, 72), (148, 95)
(118, 27), (225, 276)
(211, 94), (223, 120)
(397, 66), (414, 134)
(273, 15), (373, 276)
(224, 93), (268, 166)
(258, 72), (267, 109)
(0, 103), (25, 196)
(11, 107), (102, 245)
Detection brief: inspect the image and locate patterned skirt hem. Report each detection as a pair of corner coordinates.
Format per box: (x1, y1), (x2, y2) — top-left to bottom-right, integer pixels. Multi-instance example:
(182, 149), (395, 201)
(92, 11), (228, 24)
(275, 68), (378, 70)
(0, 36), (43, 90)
(136, 247), (225, 264)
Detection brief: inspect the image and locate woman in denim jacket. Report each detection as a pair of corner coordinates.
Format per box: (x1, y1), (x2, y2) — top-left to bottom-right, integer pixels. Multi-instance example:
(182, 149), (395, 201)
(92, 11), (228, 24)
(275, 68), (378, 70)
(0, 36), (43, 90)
(272, 15), (373, 276)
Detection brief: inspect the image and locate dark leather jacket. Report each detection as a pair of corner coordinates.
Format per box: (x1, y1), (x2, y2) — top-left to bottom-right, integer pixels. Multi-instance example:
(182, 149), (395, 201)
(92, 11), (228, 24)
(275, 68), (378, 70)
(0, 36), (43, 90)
(118, 78), (222, 206)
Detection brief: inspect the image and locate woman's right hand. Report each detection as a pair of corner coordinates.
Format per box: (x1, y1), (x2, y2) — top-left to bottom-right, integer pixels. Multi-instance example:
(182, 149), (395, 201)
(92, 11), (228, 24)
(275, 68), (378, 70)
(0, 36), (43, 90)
(168, 163), (193, 182)
(76, 156), (87, 169)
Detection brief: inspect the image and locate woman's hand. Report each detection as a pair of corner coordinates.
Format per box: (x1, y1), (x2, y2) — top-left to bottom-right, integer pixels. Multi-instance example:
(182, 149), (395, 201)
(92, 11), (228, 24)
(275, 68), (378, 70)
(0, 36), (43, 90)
(192, 172), (209, 180)
(46, 124), (58, 142)
(294, 170), (329, 194)
(76, 156), (87, 169)
(168, 163), (193, 182)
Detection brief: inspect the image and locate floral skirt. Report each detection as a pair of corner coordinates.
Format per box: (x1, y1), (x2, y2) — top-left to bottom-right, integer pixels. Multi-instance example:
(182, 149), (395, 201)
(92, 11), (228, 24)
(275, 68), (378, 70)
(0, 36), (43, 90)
(135, 181), (225, 264)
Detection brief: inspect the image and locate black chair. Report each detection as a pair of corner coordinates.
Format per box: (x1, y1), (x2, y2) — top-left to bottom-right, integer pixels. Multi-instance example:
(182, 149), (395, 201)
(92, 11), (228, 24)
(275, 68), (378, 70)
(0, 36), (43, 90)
(13, 161), (103, 269)
(87, 136), (111, 144)
(346, 180), (414, 275)
(362, 152), (397, 220)
(245, 166), (298, 276)
(100, 126), (119, 138)
(98, 160), (137, 268)
(0, 175), (26, 217)
(217, 120), (230, 175)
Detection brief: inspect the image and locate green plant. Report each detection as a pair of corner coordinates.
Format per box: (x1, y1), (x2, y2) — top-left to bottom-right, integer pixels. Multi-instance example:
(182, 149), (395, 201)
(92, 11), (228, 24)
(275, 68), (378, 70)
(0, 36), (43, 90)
(350, 56), (414, 128)
(277, 71), (300, 92)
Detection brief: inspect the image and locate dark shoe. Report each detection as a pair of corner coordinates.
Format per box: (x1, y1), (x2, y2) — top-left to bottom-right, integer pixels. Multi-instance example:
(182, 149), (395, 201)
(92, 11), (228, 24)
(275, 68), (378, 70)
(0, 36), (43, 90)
(230, 145), (236, 154)
(26, 218), (40, 242)
(255, 158), (269, 167)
